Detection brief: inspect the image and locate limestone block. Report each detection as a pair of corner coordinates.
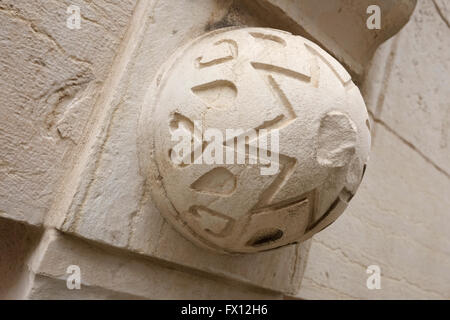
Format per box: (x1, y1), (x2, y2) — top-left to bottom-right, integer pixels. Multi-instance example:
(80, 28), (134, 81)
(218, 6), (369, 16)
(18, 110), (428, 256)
(434, 0), (450, 23)
(297, 123), (450, 299)
(373, 0), (450, 174)
(138, 27), (371, 253)
(53, 1), (311, 294)
(26, 230), (282, 299)
(245, 0), (417, 79)
(0, 0), (136, 225)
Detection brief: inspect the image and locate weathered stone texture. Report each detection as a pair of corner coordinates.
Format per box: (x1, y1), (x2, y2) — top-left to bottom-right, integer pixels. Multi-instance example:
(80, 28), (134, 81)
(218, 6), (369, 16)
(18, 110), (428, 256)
(0, 218), (42, 299)
(54, 0), (309, 294)
(25, 230), (282, 300)
(296, 0), (450, 299)
(256, 0), (417, 79)
(1, 0), (447, 300)
(138, 27), (370, 254)
(375, 0), (450, 174)
(0, 0), (136, 225)
(298, 124), (450, 299)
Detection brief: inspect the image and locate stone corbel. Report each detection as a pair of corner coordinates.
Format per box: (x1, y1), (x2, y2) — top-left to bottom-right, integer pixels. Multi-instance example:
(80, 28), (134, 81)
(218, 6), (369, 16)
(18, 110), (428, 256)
(48, 0), (417, 295)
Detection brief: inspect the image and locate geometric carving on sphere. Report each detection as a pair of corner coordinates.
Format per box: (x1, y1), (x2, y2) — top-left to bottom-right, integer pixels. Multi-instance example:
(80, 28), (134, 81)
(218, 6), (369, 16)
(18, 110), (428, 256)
(317, 111), (357, 167)
(138, 27), (371, 254)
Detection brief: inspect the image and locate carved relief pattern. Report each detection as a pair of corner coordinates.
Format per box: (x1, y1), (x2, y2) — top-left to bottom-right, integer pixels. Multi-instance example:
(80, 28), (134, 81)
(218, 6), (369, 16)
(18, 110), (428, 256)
(143, 28), (371, 254)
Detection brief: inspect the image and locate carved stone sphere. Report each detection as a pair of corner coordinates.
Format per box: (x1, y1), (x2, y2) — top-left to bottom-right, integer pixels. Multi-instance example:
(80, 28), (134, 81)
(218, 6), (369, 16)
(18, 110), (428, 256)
(138, 27), (371, 254)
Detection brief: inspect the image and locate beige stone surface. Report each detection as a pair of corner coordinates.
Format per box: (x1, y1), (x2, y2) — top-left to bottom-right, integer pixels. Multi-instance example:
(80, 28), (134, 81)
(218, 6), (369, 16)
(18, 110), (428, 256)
(296, 1), (450, 299)
(1, 0), (446, 300)
(138, 27), (370, 254)
(361, 37), (396, 115)
(25, 230), (282, 299)
(0, 0), (136, 225)
(50, 1), (311, 294)
(0, 218), (42, 299)
(373, 0), (450, 174)
(251, 0), (416, 79)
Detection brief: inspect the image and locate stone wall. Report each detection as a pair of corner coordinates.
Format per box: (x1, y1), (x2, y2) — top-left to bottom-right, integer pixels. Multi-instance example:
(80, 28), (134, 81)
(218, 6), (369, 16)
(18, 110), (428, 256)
(0, 0), (448, 299)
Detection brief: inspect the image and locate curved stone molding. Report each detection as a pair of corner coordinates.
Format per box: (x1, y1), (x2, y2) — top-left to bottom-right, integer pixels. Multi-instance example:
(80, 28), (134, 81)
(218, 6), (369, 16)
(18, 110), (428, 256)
(138, 27), (371, 254)
(244, 0), (417, 79)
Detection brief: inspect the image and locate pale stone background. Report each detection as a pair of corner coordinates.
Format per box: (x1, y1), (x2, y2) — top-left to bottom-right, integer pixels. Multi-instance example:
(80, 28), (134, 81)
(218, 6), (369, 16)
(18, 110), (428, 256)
(297, 0), (450, 299)
(0, 0), (448, 299)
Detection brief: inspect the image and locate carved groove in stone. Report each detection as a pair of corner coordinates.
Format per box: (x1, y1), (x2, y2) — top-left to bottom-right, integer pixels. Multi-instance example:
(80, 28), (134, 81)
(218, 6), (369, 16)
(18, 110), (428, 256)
(195, 39), (238, 68)
(190, 167), (236, 196)
(302, 187), (352, 240)
(246, 228), (284, 247)
(309, 56), (320, 88)
(244, 191), (313, 247)
(253, 155), (297, 210)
